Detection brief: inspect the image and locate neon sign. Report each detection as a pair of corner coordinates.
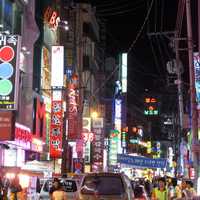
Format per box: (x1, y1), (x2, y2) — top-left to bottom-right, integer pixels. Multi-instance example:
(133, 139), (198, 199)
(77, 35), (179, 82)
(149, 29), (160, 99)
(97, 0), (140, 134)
(44, 6), (60, 30)
(68, 83), (78, 140)
(144, 97), (159, 116)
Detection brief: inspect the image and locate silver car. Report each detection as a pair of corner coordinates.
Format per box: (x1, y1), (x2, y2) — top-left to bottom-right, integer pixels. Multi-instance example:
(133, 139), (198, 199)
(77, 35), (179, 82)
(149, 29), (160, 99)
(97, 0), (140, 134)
(78, 172), (134, 200)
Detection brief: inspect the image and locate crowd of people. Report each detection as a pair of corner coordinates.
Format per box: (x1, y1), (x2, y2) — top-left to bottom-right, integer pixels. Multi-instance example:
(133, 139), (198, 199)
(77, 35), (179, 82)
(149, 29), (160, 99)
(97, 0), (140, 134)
(133, 176), (198, 200)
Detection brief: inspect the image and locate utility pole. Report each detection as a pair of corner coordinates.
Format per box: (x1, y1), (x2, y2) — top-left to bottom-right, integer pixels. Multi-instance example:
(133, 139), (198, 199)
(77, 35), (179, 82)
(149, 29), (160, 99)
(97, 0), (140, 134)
(186, 0), (199, 183)
(174, 31), (184, 176)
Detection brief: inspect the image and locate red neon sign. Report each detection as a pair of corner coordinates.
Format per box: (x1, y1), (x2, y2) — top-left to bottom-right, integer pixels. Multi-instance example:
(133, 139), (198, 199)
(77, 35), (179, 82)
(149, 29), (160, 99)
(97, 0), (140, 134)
(35, 97), (46, 139)
(50, 100), (63, 158)
(68, 83), (78, 140)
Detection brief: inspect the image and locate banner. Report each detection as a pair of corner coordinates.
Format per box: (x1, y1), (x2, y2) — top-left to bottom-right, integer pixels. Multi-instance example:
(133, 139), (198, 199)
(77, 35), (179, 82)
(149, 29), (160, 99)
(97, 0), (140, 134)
(50, 100), (63, 158)
(117, 154), (167, 169)
(0, 34), (21, 110)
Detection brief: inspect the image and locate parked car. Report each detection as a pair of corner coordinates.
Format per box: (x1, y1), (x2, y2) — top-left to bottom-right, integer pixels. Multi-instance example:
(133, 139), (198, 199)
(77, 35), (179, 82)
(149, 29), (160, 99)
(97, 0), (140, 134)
(38, 178), (78, 200)
(78, 172), (134, 200)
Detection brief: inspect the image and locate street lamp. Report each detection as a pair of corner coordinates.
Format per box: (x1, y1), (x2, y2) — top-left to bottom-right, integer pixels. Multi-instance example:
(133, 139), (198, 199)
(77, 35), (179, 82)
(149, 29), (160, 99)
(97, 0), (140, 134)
(91, 111), (98, 119)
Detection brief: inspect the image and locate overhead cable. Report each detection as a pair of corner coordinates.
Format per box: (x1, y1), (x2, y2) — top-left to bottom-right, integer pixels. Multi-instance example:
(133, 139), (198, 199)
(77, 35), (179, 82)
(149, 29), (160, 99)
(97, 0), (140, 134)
(97, 0), (145, 13)
(127, 0), (154, 54)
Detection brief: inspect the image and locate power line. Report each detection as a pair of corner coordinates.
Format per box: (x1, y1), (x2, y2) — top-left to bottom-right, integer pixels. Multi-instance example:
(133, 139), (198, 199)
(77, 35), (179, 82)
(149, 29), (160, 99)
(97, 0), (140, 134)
(97, 5), (144, 17)
(127, 0), (154, 54)
(97, 0), (145, 13)
(95, 0), (132, 8)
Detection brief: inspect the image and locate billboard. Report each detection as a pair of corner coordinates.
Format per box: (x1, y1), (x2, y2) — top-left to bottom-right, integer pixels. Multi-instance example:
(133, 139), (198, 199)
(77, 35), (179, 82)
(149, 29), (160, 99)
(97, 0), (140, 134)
(0, 34), (21, 110)
(51, 46), (64, 87)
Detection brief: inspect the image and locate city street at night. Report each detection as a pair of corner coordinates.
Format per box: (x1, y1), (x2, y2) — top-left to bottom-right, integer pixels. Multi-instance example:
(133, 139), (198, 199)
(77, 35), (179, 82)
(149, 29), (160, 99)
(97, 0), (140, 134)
(0, 0), (200, 199)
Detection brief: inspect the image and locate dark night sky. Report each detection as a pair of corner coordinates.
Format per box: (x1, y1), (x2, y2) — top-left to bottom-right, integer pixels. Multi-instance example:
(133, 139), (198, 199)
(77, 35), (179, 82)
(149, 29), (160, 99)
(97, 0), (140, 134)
(74, 0), (199, 139)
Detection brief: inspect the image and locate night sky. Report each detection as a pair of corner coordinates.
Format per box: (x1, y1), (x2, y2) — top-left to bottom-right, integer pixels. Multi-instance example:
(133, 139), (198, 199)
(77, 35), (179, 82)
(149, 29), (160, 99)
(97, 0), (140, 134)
(74, 0), (199, 139)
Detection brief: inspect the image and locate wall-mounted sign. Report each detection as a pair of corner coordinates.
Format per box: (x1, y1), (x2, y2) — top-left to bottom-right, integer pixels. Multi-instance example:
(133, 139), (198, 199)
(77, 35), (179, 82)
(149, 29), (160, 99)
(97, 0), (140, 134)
(44, 6), (60, 30)
(0, 34), (21, 110)
(0, 111), (14, 140)
(50, 100), (63, 158)
(51, 46), (64, 87)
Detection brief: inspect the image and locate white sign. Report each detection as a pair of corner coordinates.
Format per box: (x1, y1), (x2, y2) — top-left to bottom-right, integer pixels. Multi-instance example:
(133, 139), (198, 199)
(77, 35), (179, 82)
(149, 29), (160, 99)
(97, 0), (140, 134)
(51, 46), (64, 87)
(122, 53), (127, 93)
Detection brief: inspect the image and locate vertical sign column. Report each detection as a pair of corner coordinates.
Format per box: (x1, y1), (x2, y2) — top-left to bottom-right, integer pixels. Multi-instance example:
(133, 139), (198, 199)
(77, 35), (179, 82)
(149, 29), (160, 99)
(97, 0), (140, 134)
(0, 34), (21, 110)
(92, 118), (104, 171)
(50, 46), (64, 158)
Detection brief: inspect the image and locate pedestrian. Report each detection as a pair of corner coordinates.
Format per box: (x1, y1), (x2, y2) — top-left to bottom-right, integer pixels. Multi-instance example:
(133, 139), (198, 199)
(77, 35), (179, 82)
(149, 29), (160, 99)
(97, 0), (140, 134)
(49, 178), (60, 199)
(51, 179), (67, 200)
(0, 176), (3, 200)
(181, 179), (193, 199)
(9, 177), (24, 200)
(186, 180), (196, 196)
(151, 177), (168, 200)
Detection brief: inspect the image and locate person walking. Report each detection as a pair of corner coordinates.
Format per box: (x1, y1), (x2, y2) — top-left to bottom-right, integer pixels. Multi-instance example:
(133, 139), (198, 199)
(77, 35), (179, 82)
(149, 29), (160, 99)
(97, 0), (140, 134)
(151, 177), (168, 200)
(9, 177), (24, 200)
(51, 179), (67, 200)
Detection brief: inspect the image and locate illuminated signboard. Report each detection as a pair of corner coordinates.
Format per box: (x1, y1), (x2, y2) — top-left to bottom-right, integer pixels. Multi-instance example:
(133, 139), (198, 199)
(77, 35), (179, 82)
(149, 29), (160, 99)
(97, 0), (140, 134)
(109, 130), (119, 166)
(44, 6), (60, 30)
(50, 99), (63, 158)
(193, 52), (200, 109)
(144, 97), (159, 115)
(41, 47), (51, 96)
(51, 46), (64, 87)
(92, 118), (104, 170)
(68, 83), (78, 140)
(114, 99), (122, 153)
(122, 53), (127, 93)
(0, 34), (21, 110)
(82, 118), (91, 164)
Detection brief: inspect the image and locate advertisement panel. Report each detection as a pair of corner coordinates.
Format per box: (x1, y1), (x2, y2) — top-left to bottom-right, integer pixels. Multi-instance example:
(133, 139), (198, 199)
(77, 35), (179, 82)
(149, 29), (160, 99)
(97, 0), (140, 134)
(0, 34), (21, 110)
(0, 111), (14, 140)
(51, 46), (64, 87)
(67, 83), (78, 140)
(50, 100), (63, 158)
(194, 52), (200, 109)
(92, 118), (104, 169)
